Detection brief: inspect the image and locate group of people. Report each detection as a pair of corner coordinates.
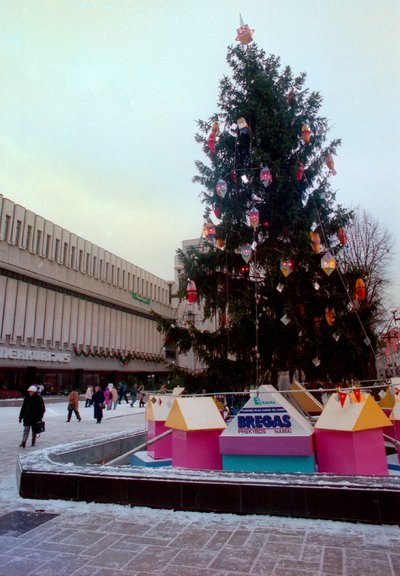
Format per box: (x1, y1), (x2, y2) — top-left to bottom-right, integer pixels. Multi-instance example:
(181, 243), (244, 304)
(18, 380), (149, 446)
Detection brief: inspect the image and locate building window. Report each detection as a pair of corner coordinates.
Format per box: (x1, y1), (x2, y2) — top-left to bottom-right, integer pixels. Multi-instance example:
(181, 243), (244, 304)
(63, 242), (68, 266)
(45, 234), (52, 259)
(117, 267), (120, 286)
(3, 215), (10, 241)
(111, 264), (115, 284)
(26, 225), (32, 249)
(14, 220), (22, 245)
(70, 246), (76, 268)
(55, 238), (60, 261)
(99, 259), (103, 279)
(122, 269), (125, 289)
(106, 262), (109, 282)
(93, 256), (97, 276)
(36, 230), (42, 254)
(86, 253), (90, 274)
(78, 249), (83, 271)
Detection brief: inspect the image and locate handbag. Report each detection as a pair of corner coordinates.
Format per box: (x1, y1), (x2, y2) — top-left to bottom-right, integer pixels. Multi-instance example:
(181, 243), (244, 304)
(98, 403), (105, 409)
(68, 403), (75, 411)
(33, 421), (45, 434)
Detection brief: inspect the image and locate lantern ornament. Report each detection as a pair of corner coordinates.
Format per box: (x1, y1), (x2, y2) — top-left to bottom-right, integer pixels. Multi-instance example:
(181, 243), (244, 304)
(240, 243), (252, 263)
(203, 221), (216, 241)
(309, 231), (321, 254)
(321, 251), (336, 276)
(248, 207), (259, 229)
(337, 226), (347, 245)
(280, 257), (294, 277)
(207, 122), (220, 153)
(295, 161), (305, 181)
(216, 237), (225, 249)
(213, 204), (222, 219)
(301, 122), (311, 143)
(187, 280), (197, 304)
(354, 278), (366, 301)
(325, 152), (337, 175)
(216, 179), (228, 198)
(325, 306), (336, 325)
(236, 15), (254, 45)
(260, 165), (272, 188)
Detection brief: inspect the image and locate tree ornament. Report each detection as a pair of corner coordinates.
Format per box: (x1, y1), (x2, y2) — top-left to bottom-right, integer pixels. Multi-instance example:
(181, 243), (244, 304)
(187, 280), (197, 304)
(325, 152), (337, 175)
(321, 251), (336, 275)
(301, 122), (311, 143)
(295, 161), (305, 181)
(287, 88), (296, 104)
(354, 278), (366, 301)
(260, 165), (272, 188)
(213, 204), (222, 219)
(236, 118), (251, 167)
(248, 207), (260, 229)
(216, 237), (225, 248)
(325, 306), (336, 325)
(240, 243), (252, 263)
(203, 221), (216, 241)
(229, 170), (237, 184)
(280, 257), (294, 277)
(309, 231), (321, 253)
(337, 226), (347, 245)
(235, 15), (254, 45)
(216, 179), (228, 198)
(207, 121), (220, 152)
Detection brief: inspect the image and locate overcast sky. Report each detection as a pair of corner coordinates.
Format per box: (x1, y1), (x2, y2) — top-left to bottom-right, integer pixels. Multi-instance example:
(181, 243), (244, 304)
(0, 0), (399, 309)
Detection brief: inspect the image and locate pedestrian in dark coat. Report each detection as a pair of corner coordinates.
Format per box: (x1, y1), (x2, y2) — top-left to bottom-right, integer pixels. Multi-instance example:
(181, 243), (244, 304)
(92, 385), (105, 424)
(19, 385), (45, 447)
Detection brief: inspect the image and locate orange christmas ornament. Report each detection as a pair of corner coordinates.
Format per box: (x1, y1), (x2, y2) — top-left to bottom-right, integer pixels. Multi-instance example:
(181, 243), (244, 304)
(236, 15), (254, 45)
(337, 226), (347, 245)
(325, 306), (336, 325)
(309, 231), (321, 253)
(301, 123), (311, 143)
(354, 278), (366, 301)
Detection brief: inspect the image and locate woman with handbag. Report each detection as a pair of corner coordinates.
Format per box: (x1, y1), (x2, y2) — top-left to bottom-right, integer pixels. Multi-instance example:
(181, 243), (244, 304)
(92, 384), (105, 424)
(19, 385), (46, 448)
(66, 388), (82, 422)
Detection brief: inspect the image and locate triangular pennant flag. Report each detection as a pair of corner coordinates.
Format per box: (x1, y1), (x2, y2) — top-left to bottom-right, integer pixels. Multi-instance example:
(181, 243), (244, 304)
(339, 390), (347, 407)
(353, 388), (361, 402)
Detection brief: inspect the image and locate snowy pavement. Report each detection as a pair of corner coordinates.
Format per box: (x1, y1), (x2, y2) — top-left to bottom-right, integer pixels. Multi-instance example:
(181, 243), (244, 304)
(0, 401), (399, 575)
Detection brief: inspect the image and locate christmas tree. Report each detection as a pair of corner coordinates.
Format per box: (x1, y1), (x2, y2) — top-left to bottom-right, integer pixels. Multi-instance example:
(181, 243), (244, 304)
(158, 33), (378, 391)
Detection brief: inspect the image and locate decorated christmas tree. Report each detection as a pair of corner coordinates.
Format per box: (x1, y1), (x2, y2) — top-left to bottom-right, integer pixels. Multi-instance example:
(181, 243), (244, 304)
(158, 24), (378, 391)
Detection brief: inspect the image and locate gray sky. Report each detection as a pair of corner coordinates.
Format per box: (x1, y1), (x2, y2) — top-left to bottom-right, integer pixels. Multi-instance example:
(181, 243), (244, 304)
(0, 0), (399, 308)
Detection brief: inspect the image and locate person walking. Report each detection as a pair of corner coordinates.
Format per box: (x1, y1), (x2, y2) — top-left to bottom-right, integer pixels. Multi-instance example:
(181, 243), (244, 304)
(104, 384), (113, 411)
(92, 385), (105, 424)
(19, 385), (46, 448)
(84, 385), (93, 407)
(117, 381), (129, 404)
(138, 384), (146, 408)
(66, 388), (82, 422)
(110, 383), (118, 410)
(130, 383), (137, 407)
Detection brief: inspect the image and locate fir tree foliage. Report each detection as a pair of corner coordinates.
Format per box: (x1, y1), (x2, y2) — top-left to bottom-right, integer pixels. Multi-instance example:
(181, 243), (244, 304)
(160, 43), (378, 390)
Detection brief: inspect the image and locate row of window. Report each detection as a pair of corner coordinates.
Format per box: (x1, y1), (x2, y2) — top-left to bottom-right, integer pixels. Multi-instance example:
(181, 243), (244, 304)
(1, 208), (171, 305)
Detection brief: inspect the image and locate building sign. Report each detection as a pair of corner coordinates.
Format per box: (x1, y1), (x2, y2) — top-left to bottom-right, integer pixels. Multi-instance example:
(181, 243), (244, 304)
(0, 348), (71, 363)
(130, 292), (151, 305)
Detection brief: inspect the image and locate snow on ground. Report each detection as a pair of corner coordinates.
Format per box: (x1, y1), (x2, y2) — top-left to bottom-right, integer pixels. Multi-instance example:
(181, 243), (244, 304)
(1, 399), (399, 545)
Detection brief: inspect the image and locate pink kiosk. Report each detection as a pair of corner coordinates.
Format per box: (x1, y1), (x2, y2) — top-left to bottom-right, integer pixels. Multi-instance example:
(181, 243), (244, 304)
(314, 391), (392, 476)
(145, 394), (174, 461)
(165, 396), (226, 470)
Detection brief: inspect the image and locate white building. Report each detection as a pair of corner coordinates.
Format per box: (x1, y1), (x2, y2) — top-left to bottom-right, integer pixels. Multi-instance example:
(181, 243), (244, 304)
(0, 194), (178, 394)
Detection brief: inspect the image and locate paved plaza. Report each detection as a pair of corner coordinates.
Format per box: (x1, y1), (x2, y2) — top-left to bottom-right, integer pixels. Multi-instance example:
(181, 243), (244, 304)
(0, 400), (399, 575)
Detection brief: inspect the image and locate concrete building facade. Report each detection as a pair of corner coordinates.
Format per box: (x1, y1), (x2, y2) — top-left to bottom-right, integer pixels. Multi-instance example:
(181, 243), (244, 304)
(0, 195), (177, 394)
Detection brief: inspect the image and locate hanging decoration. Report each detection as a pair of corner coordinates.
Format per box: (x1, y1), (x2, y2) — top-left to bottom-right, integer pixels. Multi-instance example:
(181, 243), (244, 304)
(236, 15), (254, 45)
(260, 165), (272, 188)
(287, 88), (296, 105)
(187, 280), (197, 304)
(216, 237), (225, 249)
(309, 231), (321, 254)
(337, 226), (347, 245)
(321, 251), (336, 276)
(204, 221), (216, 241)
(338, 390), (348, 407)
(325, 152), (337, 175)
(237, 117), (251, 166)
(207, 121), (220, 152)
(301, 122), (311, 143)
(325, 306), (336, 325)
(240, 243), (252, 263)
(353, 387), (362, 402)
(213, 204), (222, 219)
(229, 170), (237, 183)
(280, 257), (294, 277)
(295, 161), (305, 181)
(216, 179), (228, 198)
(354, 278), (366, 301)
(248, 207), (260, 229)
